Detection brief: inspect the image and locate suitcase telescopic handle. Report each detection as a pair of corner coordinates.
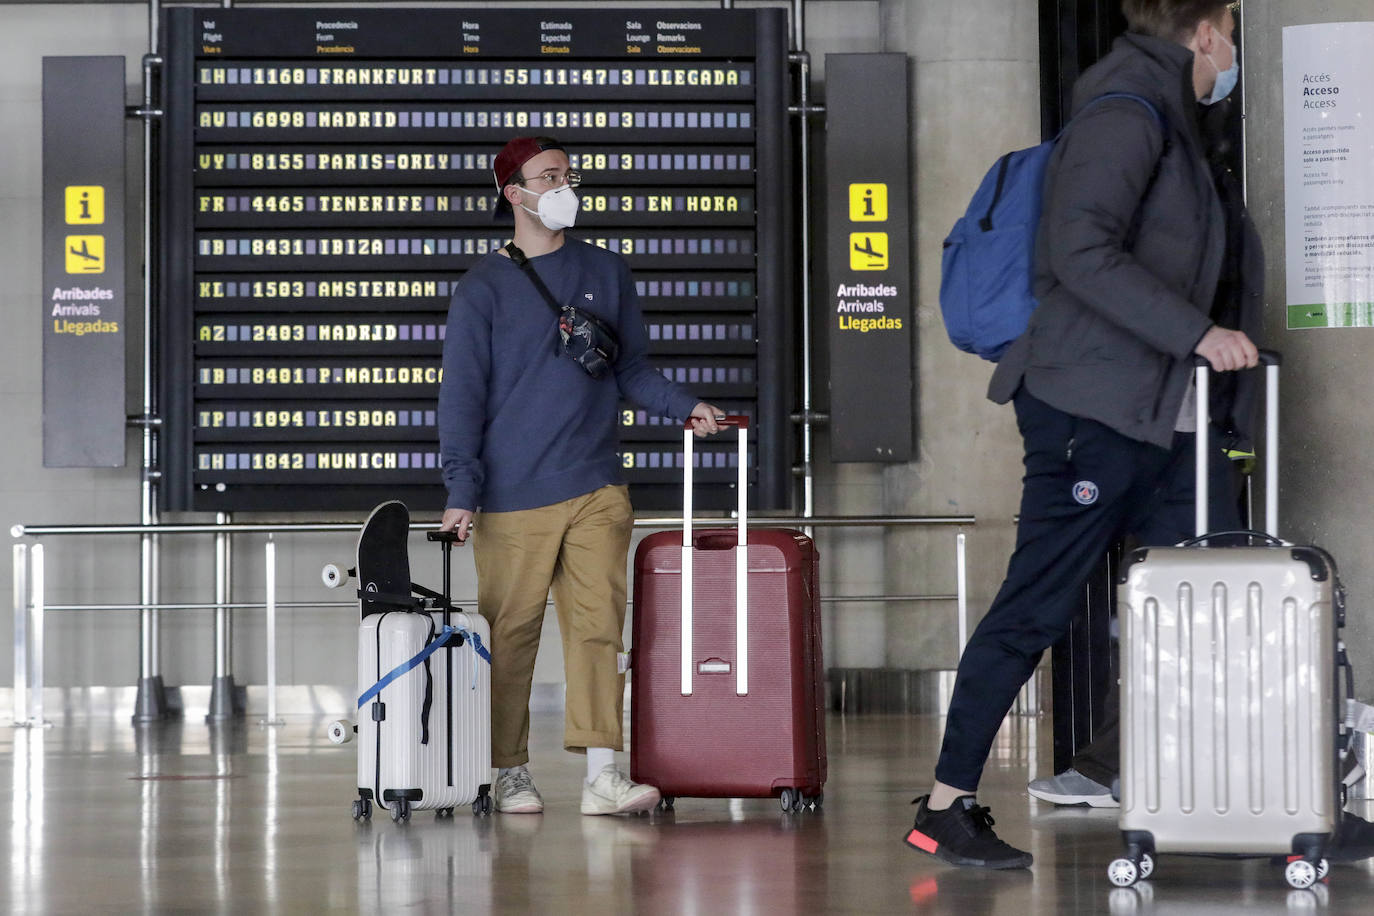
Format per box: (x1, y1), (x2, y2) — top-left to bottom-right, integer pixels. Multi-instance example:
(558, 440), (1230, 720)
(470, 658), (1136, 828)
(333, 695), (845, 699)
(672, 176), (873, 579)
(681, 414), (748, 545)
(680, 414), (750, 698)
(426, 530), (466, 625)
(1192, 349), (1281, 539)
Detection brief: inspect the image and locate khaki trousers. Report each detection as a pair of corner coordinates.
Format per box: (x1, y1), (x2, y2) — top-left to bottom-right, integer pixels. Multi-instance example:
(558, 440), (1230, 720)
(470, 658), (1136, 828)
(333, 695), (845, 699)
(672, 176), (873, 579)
(472, 484), (633, 768)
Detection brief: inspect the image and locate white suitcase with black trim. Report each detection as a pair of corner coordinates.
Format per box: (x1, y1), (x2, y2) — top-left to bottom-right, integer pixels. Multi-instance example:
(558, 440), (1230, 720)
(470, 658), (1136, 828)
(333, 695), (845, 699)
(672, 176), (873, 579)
(356, 607), (492, 821)
(341, 502), (493, 822)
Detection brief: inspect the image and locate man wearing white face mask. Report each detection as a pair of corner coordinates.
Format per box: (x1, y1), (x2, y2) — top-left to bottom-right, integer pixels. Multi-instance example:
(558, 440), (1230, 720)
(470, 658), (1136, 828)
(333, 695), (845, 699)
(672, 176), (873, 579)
(438, 135), (723, 816)
(907, 1), (1266, 869)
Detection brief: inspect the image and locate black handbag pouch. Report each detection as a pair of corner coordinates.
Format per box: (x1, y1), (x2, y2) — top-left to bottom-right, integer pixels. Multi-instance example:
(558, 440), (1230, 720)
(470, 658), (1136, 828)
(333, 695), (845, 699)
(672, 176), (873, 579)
(505, 242), (620, 379)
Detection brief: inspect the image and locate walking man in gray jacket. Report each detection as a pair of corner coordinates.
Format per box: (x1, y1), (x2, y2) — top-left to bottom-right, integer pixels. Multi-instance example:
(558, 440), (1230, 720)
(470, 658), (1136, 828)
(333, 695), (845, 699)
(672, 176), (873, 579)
(906, 0), (1260, 869)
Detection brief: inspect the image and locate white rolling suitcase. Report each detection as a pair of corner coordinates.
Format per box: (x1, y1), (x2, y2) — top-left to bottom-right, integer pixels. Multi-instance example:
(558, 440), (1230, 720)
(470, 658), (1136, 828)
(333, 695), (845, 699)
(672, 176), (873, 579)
(356, 607), (493, 822)
(340, 502), (493, 822)
(1111, 353), (1355, 890)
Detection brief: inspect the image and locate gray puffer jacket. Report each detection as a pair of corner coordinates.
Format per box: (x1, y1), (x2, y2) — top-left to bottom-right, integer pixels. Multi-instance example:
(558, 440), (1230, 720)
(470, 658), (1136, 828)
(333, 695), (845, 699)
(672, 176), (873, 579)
(989, 32), (1262, 449)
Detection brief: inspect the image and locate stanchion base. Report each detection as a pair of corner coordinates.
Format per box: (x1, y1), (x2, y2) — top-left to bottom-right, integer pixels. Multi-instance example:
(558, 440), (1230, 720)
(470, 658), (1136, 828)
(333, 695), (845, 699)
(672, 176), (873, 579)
(206, 675), (247, 721)
(11, 719), (54, 729)
(132, 675), (170, 723)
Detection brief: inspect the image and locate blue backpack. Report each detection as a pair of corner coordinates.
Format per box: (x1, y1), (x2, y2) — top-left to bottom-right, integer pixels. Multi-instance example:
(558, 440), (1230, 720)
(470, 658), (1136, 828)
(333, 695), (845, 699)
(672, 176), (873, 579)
(939, 93), (1165, 361)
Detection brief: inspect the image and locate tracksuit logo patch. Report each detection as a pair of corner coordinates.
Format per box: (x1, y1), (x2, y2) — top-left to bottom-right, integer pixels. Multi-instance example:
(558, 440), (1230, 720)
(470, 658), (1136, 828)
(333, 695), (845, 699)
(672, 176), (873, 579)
(1072, 480), (1100, 506)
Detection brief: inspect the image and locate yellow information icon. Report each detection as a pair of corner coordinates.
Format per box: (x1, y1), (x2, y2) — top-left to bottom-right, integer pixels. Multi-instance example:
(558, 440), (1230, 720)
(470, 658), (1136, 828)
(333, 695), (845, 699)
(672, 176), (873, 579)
(848, 183), (888, 222)
(65, 186), (105, 225)
(849, 232), (888, 271)
(65, 235), (105, 274)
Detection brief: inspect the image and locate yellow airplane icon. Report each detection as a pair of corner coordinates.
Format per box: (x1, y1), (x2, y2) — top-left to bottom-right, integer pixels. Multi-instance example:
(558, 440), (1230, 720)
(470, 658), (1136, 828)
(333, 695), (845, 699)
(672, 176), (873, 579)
(849, 232), (888, 271)
(65, 235), (105, 273)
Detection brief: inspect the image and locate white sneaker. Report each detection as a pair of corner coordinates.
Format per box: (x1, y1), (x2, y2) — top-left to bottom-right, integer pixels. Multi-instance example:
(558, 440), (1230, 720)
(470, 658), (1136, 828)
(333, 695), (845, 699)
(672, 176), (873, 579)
(494, 765), (544, 814)
(581, 766), (660, 816)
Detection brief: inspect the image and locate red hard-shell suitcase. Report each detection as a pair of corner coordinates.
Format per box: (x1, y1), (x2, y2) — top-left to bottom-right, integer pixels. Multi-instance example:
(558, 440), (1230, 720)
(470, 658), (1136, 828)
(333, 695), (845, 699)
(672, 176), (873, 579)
(630, 418), (826, 810)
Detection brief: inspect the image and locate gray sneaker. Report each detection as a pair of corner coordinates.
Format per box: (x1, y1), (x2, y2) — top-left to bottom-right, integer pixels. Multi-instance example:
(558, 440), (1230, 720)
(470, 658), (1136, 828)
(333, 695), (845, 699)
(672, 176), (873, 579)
(1027, 768), (1118, 808)
(494, 765), (544, 814)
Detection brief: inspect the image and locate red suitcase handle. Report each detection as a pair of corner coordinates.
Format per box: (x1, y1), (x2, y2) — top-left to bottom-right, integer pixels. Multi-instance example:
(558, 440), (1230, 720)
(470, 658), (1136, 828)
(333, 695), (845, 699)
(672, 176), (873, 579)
(681, 414), (749, 430)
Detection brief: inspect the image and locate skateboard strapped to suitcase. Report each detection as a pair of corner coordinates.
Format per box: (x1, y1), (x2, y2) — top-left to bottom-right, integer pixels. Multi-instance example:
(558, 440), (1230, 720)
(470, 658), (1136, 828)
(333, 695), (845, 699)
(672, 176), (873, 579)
(1111, 352), (1358, 890)
(338, 501), (494, 823)
(630, 418), (827, 812)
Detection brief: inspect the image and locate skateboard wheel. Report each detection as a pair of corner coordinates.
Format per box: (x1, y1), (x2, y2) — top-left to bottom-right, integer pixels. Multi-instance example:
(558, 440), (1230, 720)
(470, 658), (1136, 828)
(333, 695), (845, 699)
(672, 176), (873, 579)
(326, 720), (353, 744)
(321, 563), (348, 588)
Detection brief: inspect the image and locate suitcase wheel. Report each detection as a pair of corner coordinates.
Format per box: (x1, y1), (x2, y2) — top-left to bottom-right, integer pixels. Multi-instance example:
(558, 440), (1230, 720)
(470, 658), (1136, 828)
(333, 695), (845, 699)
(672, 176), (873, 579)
(390, 799), (411, 823)
(779, 789), (823, 814)
(1107, 857), (1140, 888)
(351, 798), (372, 821)
(655, 796), (676, 813)
(472, 794), (493, 817)
(1285, 859), (1318, 889)
(435, 807), (454, 819)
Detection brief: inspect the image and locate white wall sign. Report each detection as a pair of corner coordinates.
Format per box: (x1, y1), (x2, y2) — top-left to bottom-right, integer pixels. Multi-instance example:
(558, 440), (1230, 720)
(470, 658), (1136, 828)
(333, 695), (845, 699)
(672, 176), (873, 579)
(1283, 22), (1374, 329)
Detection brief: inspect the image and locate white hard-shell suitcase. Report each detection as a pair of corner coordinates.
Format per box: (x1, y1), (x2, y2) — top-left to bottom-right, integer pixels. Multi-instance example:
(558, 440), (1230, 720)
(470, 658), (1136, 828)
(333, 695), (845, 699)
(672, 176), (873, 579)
(356, 607), (493, 822)
(1112, 353), (1355, 890)
(339, 504), (493, 823)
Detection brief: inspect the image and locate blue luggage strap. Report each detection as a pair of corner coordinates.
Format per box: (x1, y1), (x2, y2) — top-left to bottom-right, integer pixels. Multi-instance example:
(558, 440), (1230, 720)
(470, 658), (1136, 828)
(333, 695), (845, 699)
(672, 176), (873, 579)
(357, 624), (491, 710)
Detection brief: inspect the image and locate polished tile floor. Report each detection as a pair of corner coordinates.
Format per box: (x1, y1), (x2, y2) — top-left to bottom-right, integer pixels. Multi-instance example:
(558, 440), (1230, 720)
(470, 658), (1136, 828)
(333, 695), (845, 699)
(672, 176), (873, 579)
(1, 711), (1371, 914)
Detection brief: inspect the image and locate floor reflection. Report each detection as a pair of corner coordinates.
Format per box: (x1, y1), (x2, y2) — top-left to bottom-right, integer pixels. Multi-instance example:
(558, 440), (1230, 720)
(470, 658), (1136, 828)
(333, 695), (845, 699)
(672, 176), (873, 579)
(0, 711), (1369, 913)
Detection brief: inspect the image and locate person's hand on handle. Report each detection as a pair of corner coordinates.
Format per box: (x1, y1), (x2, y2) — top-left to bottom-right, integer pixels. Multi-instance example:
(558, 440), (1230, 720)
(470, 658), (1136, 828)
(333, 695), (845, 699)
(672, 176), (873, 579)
(688, 402), (726, 438)
(440, 507), (474, 542)
(1194, 326), (1259, 373)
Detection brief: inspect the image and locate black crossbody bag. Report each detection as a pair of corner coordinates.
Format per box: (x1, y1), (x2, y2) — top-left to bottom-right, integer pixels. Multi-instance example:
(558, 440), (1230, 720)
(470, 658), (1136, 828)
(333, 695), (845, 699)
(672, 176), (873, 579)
(504, 242), (621, 379)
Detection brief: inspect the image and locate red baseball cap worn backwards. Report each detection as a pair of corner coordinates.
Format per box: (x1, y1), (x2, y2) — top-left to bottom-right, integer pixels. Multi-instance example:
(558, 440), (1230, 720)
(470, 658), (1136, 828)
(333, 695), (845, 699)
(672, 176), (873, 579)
(492, 136), (566, 212)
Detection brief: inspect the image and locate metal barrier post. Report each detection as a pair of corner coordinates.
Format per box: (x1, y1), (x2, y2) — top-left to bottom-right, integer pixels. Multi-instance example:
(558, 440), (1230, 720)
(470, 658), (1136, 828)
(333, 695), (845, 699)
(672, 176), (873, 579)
(12, 543), (27, 725)
(208, 512), (242, 720)
(30, 544), (46, 727)
(956, 532), (968, 655)
(261, 536), (283, 726)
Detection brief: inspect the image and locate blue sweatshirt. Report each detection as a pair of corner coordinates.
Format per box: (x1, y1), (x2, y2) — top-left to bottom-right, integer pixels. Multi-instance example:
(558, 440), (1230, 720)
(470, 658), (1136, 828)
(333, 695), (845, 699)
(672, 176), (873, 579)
(438, 238), (700, 513)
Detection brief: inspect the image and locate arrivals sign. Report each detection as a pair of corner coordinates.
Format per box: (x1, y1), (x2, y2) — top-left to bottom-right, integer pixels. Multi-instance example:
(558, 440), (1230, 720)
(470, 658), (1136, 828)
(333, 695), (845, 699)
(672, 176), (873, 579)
(42, 57), (126, 466)
(1283, 23), (1374, 329)
(824, 54), (913, 461)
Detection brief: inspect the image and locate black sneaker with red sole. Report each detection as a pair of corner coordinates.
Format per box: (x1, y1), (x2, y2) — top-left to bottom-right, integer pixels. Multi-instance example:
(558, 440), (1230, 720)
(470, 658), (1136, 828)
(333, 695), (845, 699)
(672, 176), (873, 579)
(905, 794), (1033, 869)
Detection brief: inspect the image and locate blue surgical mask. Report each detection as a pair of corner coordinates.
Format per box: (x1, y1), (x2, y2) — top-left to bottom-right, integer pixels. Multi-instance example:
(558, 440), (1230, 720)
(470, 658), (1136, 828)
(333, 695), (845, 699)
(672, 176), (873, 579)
(1202, 34), (1239, 105)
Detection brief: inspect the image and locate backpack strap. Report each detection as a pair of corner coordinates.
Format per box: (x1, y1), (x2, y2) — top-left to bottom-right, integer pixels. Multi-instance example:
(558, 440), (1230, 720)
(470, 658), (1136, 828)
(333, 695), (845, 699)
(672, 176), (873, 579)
(1082, 92), (1166, 135)
(1081, 92), (1170, 178)
(978, 94), (1167, 235)
(1078, 93), (1170, 246)
(979, 154), (1015, 233)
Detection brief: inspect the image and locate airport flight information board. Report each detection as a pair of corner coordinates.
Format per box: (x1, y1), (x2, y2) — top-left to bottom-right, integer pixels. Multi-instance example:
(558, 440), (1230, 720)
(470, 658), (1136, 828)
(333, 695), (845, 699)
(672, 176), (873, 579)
(158, 7), (794, 512)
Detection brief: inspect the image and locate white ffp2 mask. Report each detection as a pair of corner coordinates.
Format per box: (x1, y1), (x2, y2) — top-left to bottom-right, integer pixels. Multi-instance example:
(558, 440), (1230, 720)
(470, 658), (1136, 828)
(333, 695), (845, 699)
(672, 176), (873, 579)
(519, 184), (579, 230)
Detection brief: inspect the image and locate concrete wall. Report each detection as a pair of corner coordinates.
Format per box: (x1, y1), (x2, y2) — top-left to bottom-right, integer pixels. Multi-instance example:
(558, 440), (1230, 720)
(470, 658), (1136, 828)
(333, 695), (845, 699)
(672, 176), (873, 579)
(1242, 0), (1374, 687)
(866, 0), (1032, 669)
